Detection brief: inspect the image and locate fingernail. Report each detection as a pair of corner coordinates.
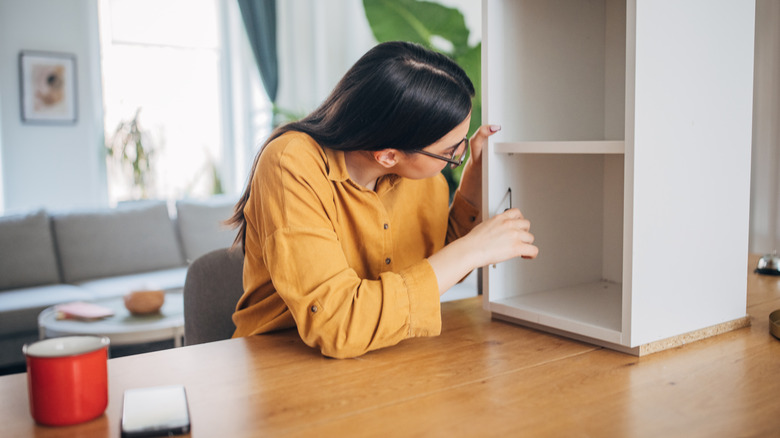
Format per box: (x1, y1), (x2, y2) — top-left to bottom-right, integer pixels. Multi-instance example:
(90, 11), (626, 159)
(489, 125), (501, 132)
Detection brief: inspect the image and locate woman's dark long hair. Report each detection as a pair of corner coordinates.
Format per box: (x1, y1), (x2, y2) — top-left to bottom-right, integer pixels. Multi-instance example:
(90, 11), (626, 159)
(228, 41), (475, 250)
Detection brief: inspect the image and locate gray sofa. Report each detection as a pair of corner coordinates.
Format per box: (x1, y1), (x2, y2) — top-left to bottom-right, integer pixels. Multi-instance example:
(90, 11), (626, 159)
(0, 196), (238, 368)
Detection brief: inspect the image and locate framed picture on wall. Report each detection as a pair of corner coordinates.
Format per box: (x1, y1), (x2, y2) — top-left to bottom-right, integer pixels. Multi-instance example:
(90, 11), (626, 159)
(19, 51), (78, 124)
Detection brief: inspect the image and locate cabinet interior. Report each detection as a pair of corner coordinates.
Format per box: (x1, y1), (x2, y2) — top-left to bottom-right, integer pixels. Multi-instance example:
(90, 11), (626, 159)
(484, 0), (628, 343)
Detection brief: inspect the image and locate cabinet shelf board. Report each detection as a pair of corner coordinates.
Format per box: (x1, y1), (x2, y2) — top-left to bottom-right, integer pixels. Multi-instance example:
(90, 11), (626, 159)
(495, 141), (625, 155)
(489, 281), (623, 343)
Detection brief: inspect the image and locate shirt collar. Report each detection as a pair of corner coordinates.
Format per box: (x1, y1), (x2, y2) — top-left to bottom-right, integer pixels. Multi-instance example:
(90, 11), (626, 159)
(323, 146), (350, 182)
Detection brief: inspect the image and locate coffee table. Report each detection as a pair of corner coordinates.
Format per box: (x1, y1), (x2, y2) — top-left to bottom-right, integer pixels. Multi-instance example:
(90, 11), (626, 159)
(38, 292), (185, 348)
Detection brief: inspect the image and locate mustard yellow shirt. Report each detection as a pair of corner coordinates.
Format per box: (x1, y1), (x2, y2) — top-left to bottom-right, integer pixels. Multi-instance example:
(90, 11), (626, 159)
(232, 131), (479, 358)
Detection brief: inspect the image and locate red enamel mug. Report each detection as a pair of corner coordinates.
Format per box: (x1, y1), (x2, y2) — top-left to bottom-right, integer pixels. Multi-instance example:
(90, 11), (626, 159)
(23, 335), (110, 426)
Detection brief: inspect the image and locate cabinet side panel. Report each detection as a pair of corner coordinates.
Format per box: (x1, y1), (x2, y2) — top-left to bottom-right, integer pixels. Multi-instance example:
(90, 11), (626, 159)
(629, 0), (754, 346)
(622, 0), (637, 347)
(482, 0), (505, 304)
(603, 154), (624, 283)
(605, 0), (627, 140)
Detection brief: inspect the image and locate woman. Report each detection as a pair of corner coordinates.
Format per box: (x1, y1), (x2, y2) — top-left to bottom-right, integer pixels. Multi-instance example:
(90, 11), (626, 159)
(229, 41), (538, 358)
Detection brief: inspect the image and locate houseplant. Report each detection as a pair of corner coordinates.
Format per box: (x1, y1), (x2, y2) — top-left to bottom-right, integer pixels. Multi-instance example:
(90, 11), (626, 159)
(105, 108), (155, 199)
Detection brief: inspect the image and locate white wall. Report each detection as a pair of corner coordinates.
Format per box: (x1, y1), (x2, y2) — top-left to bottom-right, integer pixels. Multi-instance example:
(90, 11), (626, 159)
(0, 0), (107, 214)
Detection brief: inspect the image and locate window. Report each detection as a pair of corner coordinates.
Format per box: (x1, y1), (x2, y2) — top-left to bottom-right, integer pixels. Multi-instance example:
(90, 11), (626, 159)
(98, 0), (270, 203)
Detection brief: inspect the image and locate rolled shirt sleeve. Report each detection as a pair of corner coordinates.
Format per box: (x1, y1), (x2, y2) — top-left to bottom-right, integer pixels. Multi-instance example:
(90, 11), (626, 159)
(264, 228), (441, 358)
(447, 189), (481, 244)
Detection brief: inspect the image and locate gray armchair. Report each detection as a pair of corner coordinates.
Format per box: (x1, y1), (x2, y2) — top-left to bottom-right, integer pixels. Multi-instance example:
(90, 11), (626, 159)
(183, 248), (244, 346)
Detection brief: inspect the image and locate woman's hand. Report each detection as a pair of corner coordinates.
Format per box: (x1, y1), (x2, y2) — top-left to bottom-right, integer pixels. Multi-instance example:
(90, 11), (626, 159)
(463, 208), (539, 267)
(457, 124), (502, 209)
(429, 122), (539, 295)
(428, 205), (538, 295)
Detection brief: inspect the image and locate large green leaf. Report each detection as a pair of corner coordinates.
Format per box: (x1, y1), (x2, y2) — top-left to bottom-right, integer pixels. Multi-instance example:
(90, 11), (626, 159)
(363, 0), (470, 56)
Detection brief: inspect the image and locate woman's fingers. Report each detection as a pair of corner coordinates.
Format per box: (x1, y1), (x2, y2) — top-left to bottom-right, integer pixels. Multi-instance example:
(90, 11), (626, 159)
(501, 212), (535, 247)
(467, 208), (539, 265)
(468, 124), (501, 162)
(521, 244), (539, 259)
(500, 207), (525, 221)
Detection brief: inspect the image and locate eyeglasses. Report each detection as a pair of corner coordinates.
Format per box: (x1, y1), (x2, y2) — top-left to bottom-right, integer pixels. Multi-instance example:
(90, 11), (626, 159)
(413, 137), (469, 169)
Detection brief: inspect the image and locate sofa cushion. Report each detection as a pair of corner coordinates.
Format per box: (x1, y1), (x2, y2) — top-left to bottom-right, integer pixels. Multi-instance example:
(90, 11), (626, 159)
(53, 202), (185, 283)
(0, 333), (39, 368)
(176, 196), (237, 263)
(0, 210), (61, 290)
(0, 284), (92, 334)
(75, 266), (188, 299)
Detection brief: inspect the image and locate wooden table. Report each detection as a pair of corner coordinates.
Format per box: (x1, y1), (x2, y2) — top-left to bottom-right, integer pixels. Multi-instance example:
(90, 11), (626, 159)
(2, 255), (779, 437)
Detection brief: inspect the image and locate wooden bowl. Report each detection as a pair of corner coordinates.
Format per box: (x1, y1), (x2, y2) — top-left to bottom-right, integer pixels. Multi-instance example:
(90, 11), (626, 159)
(124, 290), (165, 315)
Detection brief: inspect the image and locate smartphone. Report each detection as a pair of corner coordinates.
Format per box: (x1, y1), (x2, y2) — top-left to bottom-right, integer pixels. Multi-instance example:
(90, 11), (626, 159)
(121, 385), (191, 437)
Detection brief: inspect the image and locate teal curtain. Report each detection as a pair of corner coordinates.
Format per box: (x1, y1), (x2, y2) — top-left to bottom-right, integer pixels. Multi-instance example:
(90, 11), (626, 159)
(237, 0), (278, 102)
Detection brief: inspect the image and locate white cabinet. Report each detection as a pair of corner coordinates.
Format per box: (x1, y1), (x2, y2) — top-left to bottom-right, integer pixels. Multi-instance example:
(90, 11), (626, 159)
(481, 0), (756, 354)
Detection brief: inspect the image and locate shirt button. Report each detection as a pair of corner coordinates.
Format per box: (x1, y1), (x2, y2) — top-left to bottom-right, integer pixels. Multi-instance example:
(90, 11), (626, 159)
(311, 305), (318, 313)
(385, 258), (391, 265)
(383, 223), (389, 230)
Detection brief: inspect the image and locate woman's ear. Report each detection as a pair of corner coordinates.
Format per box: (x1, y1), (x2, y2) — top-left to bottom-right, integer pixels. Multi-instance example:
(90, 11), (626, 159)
(373, 149), (399, 168)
